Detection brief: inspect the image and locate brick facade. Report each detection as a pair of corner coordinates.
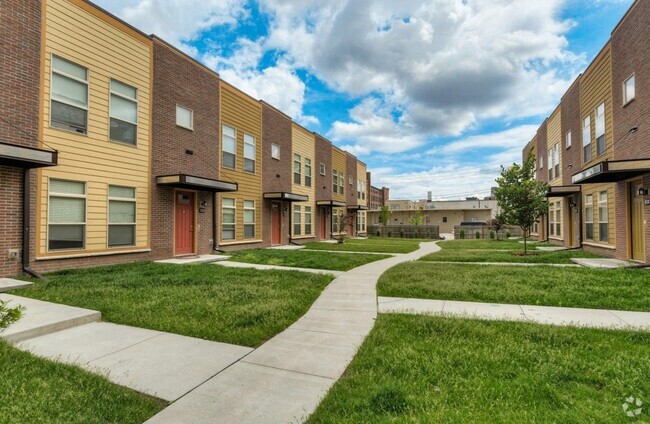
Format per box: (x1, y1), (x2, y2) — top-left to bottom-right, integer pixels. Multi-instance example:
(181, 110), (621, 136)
(151, 38), (221, 258)
(345, 153), (358, 235)
(0, 0), (41, 277)
(315, 134), (333, 240)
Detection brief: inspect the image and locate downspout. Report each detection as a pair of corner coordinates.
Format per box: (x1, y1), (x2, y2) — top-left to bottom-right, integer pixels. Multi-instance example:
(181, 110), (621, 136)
(288, 202), (297, 245)
(22, 168), (44, 279)
(212, 193), (224, 253)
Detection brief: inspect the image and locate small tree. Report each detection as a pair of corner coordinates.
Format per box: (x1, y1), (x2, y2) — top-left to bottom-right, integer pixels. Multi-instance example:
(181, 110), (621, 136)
(337, 213), (356, 243)
(494, 154), (549, 254)
(408, 207), (424, 226)
(487, 214), (505, 240)
(378, 205), (392, 237)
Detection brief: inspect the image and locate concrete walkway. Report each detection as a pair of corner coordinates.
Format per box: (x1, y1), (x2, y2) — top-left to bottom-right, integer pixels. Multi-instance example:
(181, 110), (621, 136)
(0, 278), (32, 293)
(378, 296), (650, 330)
(146, 241), (441, 424)
(211, 260), (345, 277)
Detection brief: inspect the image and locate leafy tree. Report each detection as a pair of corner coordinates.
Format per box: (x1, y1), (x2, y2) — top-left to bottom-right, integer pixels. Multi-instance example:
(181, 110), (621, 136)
(378, 205), (392, 236)
(494, 154), (549, 254)
(408, 207), (424, 226)
(487, 214), (505, 240)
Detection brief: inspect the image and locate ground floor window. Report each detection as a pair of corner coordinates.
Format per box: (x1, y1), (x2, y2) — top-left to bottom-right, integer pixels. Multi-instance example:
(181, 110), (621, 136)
(48, 179), (86, 251)
(585, 194), (594, 240)
(293, 205), (302, 236)
(549, 203), (555, 236)
(305, 206), (312, 235)
(108, 185), (136, 247)
(555, 201), (561, 237)
(598, 191), (608, 242)
(222, 198), (235, 240)
(244, 200), (255, 239)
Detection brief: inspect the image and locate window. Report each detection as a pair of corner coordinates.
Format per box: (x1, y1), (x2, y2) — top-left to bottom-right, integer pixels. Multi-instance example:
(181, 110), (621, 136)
(332, 209), (339, 233)
(443, 216), (447, 223)
(176, 105), (193, 130)
(547, 148), (553, 180)
(50, 55), (88, 134)
(222, 198), (235, 240)
(357, 181), (361, 200)
(320, 163), (326, 176)
(349, 175), (353, 185)
(595, 103), (605, 156)
(582, 115), (591, 162)
(244, 134), (256, 173)
(623, 74), (635, 104)
(305, 206), (312, 235)
(339, 172), (344, 195)
(48, 179), (85, 250)
(109, 79), (138, 145)
(222, 125), (236, 169)
(598, 191), (608, 242)
(555, 201), (561, 237)
(305, 159), (312, 187)
(356, 211), (366, 233)
(361, 182), (366, 200)
(333, 169), (338, 193)
(293, 205), (301, 236)
(294, 154), (301, 184)
(539, 154), (544, 169)
(244, 200), (255, 239)
(108, 186), (136, 247)
(585, 194), (594, 240)
(554, 144), (560, 179)
(566, 130), (572, 149)
(271, 143), (280, 160)
(549, 203), (555, 236)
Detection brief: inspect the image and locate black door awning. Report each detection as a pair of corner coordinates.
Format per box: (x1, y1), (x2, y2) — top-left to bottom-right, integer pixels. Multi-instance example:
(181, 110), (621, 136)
(156, 174), (238, 192)
(263, 192), (309, 202)
(572, 159), (650, 184)
(546, 185), (581, 197)
(316, 200), (346, 207)
(347, 205), (369, 210)
(0, 141), (57, 168)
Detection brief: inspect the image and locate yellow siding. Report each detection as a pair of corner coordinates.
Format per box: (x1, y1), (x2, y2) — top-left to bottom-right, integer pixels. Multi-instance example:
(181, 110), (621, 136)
(356, 161), (367, 207)
(38, 0), (151, 257)
(332, 147), (346, 203)
(218, 82), (263, 244)
(583, 183), (616, 247)
(291, 124), (316, 238)
(580, 44), (614, 167)
(547, 108), (562, 186)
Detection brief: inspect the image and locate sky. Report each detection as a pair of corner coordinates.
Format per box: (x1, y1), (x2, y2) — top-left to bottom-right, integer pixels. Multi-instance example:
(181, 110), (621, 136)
(95, 0), (634, 200)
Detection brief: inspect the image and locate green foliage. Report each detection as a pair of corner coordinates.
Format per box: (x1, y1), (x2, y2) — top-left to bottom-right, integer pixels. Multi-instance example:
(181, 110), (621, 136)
(399, 229), (405, 238)
(387, 231), (392, 237)
(378, 205), (392, 228)
(489, 231), (495, 239)
(494, 154), (549, 253)
(506, 231), (512, 238)
(376, 230), (381, 237)
(229, 249), (390, 271)
(369, 387), (409, 414)
(0, 300), (22, 331)
(408, 207), (424, 226)
(488, 215), (505, 240)
(475, 231), (481, 239)
(459, 229), (465, 239)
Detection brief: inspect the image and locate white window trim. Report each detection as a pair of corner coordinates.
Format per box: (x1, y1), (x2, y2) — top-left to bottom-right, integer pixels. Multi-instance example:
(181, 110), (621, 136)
(243, 133), (256, 174)
(305, 158), (312, 187)
(109, 79), (138, 146)
(47, 178), (87, 252)
(271, 143), (280, 160)
(294, 154), (302, 185)
(598, 191), (608, 242)
(623, 73), (636, 105)
(243, 200), (255, 239)
(566, 130), (572, 149)
(221, 198), (236, 240)
(107, 185), (137, 248)
(222, 125), (236, 170)
(304, 206), (312, 235)
(293, 205), (302, 236)
(585, 194), (594, 240)
(50, 54), (89, 135)
(319, 163), (326, 176)
(176, 104), (193, 130)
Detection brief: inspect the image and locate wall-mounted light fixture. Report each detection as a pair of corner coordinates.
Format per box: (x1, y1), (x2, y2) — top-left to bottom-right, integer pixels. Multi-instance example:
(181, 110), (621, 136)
(638, 187), (648, 196)
(569, 201), (577, 208)
(200, 200), (208, 207)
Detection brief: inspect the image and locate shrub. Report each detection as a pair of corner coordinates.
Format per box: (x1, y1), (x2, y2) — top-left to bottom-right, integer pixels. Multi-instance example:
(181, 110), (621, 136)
(399, 229), (405, 238)
(426, 231), (431, 239)
(376, 230), (381, 237)
(506, 231), (512, 238)
(459, 229), (465, 239)
(475, 231), (481, 239)
(0, 300), (22, 332)
(489, 231), (495, 240)
(388, 231), (392, 237)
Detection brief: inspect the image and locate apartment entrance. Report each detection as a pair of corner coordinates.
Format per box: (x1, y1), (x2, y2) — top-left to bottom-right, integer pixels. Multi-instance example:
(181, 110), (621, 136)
(630, 179), (645, 261)
(271, 202), (282, 245)
(175, 191), (195, 255)
(320, 207), (327, 239)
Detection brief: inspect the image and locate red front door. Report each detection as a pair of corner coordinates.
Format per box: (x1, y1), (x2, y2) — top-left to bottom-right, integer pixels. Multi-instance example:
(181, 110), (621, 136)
(175, 191), (195, 255)
(320, 208), (327, 239)
(271, 202), (282, 245)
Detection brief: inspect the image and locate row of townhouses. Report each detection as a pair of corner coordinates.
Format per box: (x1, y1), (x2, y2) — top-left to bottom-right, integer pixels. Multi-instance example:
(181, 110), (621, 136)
(523, 0), (649, 263)
(0, 0), (387, 278)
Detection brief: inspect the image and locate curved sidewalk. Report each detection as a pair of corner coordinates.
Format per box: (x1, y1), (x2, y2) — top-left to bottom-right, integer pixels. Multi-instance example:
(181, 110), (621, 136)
(146, 241), (440, 424)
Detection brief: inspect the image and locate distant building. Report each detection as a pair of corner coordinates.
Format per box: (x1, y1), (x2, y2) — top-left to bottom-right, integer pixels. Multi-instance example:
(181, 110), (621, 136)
(366, 172), (389, 210)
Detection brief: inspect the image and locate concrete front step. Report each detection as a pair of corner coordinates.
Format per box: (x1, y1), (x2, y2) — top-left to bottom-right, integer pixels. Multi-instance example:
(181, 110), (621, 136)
(154, 254), (230, 265)
(570, 258), (636, 269)
(0, 278), (33, 293)
(0, 294), (101, 343)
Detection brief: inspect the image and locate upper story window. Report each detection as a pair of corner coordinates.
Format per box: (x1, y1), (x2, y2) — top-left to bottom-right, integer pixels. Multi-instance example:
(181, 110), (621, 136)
(294, 154), (301, 184)
(319, 163), (326, 176)
(51, 55), (88, 135)
(222, 125), (236, 169)
(565, 130), (572, 149)
(271, 143), (280, 160)
(361, 181), (366, 200)
(595, 103), (605, 156)
(305, 158), (312, 187)
(48, 179), (86, 251)
(349, 175), (353, 185)
(339, 171), (345, 195)
(333, 169), (338, 193)
(553, 144), (559, 179)
(582, 115), (591, 163)
(176, 105), (193, 130)
(243, 134), (256, 173)
(109, 79), (138, 145)
(623, 74), (635, 105)
(547, 148), (553, 180)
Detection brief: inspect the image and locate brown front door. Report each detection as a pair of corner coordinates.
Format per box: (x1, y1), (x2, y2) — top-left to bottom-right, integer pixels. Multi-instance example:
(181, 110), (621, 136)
(320, 208), (327, 239)
(271, 202), (282, 245)
(630, 179), (645, 261)
(175, 191), (195, 255)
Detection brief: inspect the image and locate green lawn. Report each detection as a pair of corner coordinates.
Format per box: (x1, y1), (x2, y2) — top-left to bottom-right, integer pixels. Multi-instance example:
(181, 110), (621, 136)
(309, 314), (650, 423)
(304, 237), (426, 254)
(20, 262), (331, 347)
(227, 249), (390, 271)
(420, 248), (601, 264)
(0, 340), (163, 424)
(378, 262), (650, 311)
(437, 239), (549, 250)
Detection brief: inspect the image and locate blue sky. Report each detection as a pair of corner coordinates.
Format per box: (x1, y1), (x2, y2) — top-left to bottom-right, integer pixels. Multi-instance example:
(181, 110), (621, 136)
(97, 0), (633, 200)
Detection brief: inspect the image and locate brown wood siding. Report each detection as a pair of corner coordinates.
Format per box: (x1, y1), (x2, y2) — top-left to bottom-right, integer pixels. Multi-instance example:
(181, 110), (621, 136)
(291, 123), (315, 237)
(219, 82), (263, 244)
(547, 108), (563, 186)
